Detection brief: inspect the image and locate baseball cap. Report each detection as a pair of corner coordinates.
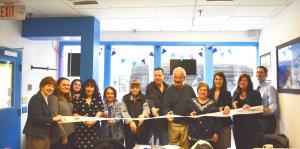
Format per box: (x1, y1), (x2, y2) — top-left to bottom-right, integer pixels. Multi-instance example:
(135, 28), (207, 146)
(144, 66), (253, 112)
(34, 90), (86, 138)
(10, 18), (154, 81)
(130, 79), (140, 86)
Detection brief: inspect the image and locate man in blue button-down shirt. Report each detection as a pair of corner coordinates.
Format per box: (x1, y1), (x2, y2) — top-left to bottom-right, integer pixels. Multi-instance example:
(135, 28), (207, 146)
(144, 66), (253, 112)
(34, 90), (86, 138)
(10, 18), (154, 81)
(256, 66), (279, 134)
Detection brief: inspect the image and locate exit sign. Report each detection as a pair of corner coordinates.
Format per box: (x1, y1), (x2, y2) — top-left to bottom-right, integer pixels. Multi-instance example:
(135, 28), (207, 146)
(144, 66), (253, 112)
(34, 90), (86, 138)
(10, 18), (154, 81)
(0, 5), (25, 20)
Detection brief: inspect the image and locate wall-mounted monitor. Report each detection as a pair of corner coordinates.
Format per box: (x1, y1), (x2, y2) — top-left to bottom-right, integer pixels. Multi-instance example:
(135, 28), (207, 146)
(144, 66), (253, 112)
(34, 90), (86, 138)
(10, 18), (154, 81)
(170, 59), (196, 75)
(276, 37), (300, 94)
(68, 53), (80, 77)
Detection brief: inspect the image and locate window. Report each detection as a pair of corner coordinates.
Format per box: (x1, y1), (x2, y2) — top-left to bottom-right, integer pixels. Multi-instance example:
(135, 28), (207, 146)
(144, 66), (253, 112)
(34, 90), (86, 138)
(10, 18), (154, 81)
(62, 45), (105, 92)
(0, 61), (13, 109)
(161, 46), (205, 90)
(213, 46), (257, 93)
(111, 46), (154, 99)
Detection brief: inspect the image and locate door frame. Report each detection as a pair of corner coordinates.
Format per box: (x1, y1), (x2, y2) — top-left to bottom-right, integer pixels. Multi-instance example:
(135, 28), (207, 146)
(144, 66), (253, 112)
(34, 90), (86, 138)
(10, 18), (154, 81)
(0, 47), (22, 149)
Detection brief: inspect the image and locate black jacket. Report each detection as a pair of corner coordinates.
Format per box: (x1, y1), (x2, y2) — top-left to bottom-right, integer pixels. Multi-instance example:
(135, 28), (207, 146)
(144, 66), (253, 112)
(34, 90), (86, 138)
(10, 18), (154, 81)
(208, 89), (233, 127)
(145, 81), (168, 116)
(123, 93), (148, 119)
(232, 89), (262, 134)
(23, 91), (54, 138)
(145, 81), (169, 131)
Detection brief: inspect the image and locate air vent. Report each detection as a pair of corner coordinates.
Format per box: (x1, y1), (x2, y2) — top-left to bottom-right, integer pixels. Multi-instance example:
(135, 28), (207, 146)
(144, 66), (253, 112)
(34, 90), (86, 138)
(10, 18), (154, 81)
(207, 0), (233, 1)
(70, 0), (99, 5)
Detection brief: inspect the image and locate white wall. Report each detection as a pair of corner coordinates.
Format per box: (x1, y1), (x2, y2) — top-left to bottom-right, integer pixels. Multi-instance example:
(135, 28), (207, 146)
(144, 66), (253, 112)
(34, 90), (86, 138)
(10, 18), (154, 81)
(0, 20), (58, 148)
(101, 31), (258, 42)
(259, 0), (300, 147)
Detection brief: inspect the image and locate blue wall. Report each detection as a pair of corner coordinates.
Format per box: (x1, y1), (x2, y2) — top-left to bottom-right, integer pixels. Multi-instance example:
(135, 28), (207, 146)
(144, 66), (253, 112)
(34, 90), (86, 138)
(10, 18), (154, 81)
(22, 17), (100, 83)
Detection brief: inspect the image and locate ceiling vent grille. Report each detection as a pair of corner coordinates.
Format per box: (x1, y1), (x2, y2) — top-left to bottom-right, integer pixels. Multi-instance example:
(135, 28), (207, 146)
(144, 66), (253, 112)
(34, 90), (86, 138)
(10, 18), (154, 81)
(70, 0), (100, 5)
(206, 0), (233, 1)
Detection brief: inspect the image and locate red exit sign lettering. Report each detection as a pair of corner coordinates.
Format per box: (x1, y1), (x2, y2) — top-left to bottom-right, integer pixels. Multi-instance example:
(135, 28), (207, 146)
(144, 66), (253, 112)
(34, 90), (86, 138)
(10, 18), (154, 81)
(0, 5), (25, 20)
(0, 5), (14, 18)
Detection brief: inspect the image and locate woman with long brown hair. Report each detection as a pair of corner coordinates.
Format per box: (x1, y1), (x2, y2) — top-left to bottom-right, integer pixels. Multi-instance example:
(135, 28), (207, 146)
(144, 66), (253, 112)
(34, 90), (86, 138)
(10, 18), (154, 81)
(48, 77), (75, 149)
(70, 79), (82, 101)
(72, 79), (104, 149)
(232, 74), (262, 149)
(208, 72), (232, 149)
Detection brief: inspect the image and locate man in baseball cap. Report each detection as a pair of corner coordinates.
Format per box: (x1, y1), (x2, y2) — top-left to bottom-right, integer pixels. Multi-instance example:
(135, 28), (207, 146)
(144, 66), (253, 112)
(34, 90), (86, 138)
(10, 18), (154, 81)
(121, 79), (150, 149)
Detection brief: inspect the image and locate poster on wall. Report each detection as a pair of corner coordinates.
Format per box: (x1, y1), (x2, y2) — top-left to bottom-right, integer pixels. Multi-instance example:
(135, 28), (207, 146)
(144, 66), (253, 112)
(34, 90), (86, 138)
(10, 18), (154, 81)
(277, 37), (300, 94)
(260, 52), (272, 82)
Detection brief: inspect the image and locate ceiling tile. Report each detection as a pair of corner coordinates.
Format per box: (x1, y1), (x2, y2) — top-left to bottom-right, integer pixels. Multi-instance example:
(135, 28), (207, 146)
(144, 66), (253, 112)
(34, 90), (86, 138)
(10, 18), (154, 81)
(157, 18), (193, 26)
(131, 26), (161, 31)
(160, 26), (190, 31)
(19, 0), (294, 32)
(151, 0), (195, 7)
(100, 18), (158, 28)
(25, 7), (47, 18)
(241, 0), (289, 5)
(124, 18), (158, 26)
(101, 26), (131, 31)
(155, 6), (194, 17)
(225, 17), (265, 25)
(79, 9), (119, 19)
(232, 6), (280, 17)
(221, 24), (258, 31)
(100, 19), (130, 31)
(41, 9), (81, 17)
(85, 8), (156, 19)
(195, 6), (236, 17)
(62, 0), (111, 9)
(21, 0), (71, 11)
(197, 0), (241, 6)
(69, 4), (110, 9)
(114, 8), (156, 18)
(191, 25), (221, 31)
(193, 17), (228, 25)
(104, 0), (151, 8)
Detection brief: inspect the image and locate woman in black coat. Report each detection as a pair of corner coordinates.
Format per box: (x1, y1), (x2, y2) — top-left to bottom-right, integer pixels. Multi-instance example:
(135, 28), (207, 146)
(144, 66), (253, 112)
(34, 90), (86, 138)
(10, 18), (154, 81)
(232, 74), (262, 149)
(208, 72), (232, 149)
(23, 76), (62, 149)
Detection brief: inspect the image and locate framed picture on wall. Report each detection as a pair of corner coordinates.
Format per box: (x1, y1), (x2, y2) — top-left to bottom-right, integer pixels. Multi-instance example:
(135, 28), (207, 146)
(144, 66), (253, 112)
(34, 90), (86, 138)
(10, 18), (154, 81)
(276, 37), (300, 94)
(260, 52), (272, 82)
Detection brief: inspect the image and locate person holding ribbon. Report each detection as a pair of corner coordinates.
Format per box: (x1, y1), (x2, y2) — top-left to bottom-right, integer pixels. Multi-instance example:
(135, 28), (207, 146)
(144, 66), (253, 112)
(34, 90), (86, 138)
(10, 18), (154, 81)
(256, 66), (278, 134)
(121, 79), (150, 149)
(163, 67), (196, 149)
(23, 76), (62, 149)
(48, 77), (75, 149)
(145, 67), (169, 145)
(100, 86), (124, 144)
(72, 79), (104, 149)
(208, 72), (232, 149)
(232, 74), (262, 149)
(187, 83), (221, 148)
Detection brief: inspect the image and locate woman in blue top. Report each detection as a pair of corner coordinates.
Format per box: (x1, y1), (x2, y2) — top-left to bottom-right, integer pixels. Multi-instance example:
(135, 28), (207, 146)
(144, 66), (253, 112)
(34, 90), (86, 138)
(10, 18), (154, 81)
(101, 86), (124, 143)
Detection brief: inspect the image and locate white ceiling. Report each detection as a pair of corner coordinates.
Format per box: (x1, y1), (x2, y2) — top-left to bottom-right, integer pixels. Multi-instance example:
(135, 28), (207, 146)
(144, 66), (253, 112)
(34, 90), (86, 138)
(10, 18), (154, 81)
(16, 0), (295, 32)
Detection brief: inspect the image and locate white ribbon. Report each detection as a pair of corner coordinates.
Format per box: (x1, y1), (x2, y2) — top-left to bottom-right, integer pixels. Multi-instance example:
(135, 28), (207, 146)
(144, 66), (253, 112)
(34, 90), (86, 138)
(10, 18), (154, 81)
(60, 105), (263, 123)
